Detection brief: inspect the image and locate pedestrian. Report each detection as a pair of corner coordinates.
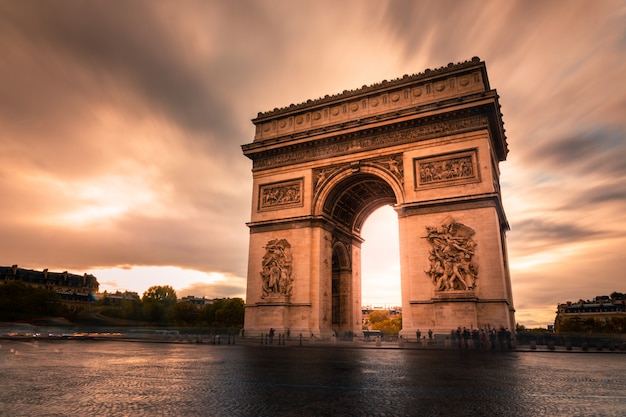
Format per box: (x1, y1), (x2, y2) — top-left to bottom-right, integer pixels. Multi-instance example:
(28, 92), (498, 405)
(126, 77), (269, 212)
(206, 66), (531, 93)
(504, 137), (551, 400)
(462, 327), (470, 348)
(498, 327), (506, 350)
(472, 329), (479, 349)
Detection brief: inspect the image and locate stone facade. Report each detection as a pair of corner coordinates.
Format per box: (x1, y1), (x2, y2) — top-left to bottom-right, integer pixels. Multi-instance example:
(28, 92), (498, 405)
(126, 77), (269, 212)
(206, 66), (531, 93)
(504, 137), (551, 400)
(242, 57), (514, 338)
(0, 265), (99, 309)
(554, 295), (626, 332)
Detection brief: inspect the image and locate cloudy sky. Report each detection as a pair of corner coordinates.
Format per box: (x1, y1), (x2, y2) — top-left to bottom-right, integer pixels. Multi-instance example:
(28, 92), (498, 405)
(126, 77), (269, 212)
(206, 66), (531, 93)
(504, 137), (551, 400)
(1, 0), (624, 327)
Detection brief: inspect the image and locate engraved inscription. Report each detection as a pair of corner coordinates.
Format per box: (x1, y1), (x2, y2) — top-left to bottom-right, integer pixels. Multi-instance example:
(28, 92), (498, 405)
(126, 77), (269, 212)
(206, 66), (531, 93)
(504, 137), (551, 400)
(259, 179), (303, 210)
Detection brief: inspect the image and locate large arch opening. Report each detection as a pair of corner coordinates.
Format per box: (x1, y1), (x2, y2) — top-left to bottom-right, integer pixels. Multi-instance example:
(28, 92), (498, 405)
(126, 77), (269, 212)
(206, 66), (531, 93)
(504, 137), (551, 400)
(322, 172), (397, 234)
(361, 205), (401, 309)
(320, 171), (400, 335)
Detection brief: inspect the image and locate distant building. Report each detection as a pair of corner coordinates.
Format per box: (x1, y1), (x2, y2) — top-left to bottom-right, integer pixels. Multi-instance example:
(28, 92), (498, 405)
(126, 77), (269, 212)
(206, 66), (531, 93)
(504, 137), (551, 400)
(99, 290), (139, 304)
(555, 294), (626, 332)
(179, 295), (212, 307)
(0, 265), (99, 310)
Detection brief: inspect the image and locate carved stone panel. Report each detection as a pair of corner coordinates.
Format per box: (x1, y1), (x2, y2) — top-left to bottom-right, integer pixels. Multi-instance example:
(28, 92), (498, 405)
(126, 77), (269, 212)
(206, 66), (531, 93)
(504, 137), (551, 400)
(260, 238), (294, 300)
(313, 166), (343, 194)
(371, 154), (404, 184)
(414, 149), (479, 189)
(258, 178), (303, 211)
(424, 217), (478, 293)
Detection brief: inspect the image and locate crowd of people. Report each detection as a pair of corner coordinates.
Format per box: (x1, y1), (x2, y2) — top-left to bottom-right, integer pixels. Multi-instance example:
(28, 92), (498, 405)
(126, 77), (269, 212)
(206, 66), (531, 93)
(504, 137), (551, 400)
(416, 326), (513, 349)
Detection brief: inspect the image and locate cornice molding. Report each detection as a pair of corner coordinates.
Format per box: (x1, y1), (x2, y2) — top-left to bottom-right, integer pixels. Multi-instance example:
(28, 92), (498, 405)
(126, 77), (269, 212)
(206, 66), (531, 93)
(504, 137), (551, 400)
(253, 57), (486, 121)
(396, 192), (510, 231)
(246, 108), (498, 171)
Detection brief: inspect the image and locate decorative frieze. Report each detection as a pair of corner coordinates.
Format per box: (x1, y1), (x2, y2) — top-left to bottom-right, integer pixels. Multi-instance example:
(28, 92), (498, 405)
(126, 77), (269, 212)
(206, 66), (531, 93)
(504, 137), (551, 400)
(258, 179), (303, 211)
(253, 115), (488, 170)
(415, 149), (479, 189)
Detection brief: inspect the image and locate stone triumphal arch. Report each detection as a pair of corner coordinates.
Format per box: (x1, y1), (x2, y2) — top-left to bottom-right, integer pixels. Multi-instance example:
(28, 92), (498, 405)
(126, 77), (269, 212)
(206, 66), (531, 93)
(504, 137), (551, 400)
(242, 58), (515, 339)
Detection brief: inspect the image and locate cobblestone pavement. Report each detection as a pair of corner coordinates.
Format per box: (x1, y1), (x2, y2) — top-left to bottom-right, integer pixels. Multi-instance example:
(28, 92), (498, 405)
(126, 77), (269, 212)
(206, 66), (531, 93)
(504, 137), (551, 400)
(1, 340), (624, 416)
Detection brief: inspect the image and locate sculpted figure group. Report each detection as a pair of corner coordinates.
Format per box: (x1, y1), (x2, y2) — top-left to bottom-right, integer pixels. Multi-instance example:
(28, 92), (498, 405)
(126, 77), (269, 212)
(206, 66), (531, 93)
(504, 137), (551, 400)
(261, 184), (301, 208)
(419, 155), (473, 184)
(424, 219), (478, 291)
(260, 239), (294, 298)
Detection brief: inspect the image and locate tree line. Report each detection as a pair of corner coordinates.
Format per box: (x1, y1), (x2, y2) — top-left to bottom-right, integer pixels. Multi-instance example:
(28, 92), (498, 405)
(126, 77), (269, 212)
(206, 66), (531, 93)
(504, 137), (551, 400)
(0, 282), (244, 329)
(99, 285), (244, 329)
(0, 281), (64, 321)
(556, 317), (626, 334)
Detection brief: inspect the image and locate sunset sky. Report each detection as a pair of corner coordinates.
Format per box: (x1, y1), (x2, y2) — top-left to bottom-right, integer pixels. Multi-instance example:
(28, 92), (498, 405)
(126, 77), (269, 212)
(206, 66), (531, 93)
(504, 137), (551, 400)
(1, 1), (624, 327)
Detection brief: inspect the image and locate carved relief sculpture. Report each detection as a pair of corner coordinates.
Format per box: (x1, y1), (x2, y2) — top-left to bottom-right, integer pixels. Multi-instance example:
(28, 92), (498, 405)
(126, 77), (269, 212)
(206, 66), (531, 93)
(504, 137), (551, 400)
(313, 166), (341, 193)
(419, 155), (473, 184)
(415, 150), (479, 189)
(373, 154), (404, 184)
(424, 218), (478, 292)
(314, 154), (404, 196)
(252, 115), (488, 169)
(259, 179), (303, 211)
(260, 239), (294, 299)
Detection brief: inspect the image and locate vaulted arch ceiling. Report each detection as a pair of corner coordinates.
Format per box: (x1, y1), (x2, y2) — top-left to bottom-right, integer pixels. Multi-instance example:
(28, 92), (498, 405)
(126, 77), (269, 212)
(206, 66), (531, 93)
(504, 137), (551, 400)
(322, 173), (396, 234)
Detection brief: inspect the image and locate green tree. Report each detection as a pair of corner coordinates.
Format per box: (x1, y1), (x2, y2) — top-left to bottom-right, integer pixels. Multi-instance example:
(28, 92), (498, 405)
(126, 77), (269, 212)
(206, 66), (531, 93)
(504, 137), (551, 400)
(121, 299), (146, 321)
(215, 298), (244, 327)
(96, 297), (146, 322)
(200, 299), (219, 324)
(559, 316), (626, 334)
(142, 285), (177, 323)
(172, 301), (200, 326)
(142, 285), (177, 306)
(609, 317), (626, 333)
(201, 298), (244, 328)
(0, 281), (62, 320)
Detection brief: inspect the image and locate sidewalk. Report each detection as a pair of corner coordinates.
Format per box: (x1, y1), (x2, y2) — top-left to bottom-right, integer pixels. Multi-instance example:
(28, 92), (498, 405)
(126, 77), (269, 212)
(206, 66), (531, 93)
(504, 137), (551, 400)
(236, 336), (626, 353)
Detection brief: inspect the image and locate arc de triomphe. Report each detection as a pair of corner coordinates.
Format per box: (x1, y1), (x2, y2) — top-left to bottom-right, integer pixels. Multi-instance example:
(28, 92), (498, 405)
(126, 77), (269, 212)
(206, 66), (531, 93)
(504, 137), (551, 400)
(242, 57), (515, 339)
